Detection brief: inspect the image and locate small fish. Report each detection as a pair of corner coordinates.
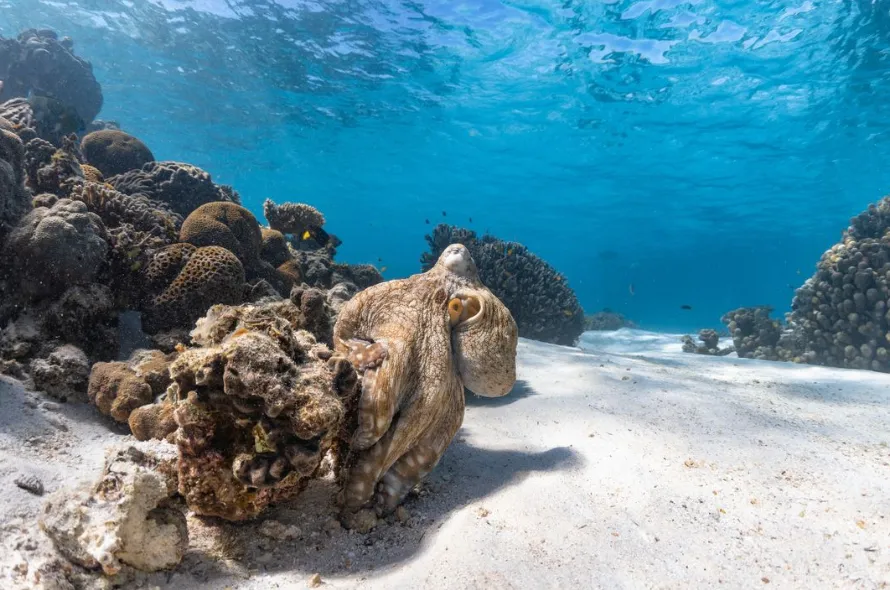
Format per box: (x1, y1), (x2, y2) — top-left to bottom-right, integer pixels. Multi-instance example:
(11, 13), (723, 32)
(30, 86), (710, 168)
(469, 217), (473, 223)
(680, 305), (692, 310)
(563, 309), (574, 317)
(507, 248), (513, 256)
(425, 218), (430, 224)
(377, 257), (382, 262)
(301, 230), (311, 240)
(442, 210), (447, 217)
(380, 266), (388, 273)
(628, 283), (635, 296)
(796, 269), (801, 275)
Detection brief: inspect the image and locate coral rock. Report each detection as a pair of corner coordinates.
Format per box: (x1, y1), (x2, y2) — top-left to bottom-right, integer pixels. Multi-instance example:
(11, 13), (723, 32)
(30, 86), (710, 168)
(29, 344), (90, 402)
(81, 130), (154, 177)
(0, 123), (30, 243)
(39, 443), (186, 575)
(260, 228), (291, 267)
(3, 198), (108, 298)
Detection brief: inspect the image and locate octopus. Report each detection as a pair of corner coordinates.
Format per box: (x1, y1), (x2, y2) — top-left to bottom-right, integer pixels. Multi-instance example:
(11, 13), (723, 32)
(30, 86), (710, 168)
(334, 244), (518, 525)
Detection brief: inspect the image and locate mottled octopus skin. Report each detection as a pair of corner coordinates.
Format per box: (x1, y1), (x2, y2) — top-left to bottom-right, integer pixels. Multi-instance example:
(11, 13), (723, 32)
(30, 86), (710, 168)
(333, 244), (518, 518)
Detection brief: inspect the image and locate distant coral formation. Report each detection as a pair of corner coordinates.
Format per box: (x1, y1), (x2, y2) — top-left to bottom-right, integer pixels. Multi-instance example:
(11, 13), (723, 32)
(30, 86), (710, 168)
(681, 329), (734, 356)
(583, 309), (637, 331)
(421, 224), (583, 346)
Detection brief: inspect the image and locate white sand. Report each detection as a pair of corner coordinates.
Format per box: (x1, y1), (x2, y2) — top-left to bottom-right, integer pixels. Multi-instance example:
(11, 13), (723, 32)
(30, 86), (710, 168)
(2, 332), (889, 589)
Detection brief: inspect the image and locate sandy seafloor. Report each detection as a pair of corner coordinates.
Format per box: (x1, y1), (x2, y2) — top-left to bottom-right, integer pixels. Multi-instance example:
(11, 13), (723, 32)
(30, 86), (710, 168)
(1, 329), (889, 589)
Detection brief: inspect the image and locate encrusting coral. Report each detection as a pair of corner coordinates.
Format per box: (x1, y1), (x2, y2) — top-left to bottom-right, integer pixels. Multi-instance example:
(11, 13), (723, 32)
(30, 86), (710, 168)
(334, 244), (517, 528)
(421, 224), (583, 346)
(80, 129), (154, 177)
(89, 350), (173, 423)
(109, 161), (240, 217)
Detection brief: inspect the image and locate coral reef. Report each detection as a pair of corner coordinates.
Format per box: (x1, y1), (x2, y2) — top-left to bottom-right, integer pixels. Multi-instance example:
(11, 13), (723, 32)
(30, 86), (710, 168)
(335, 244), (517, 527)
(583, 309), (637, 331)
(0, 29), (103, 125)
(3, 198), (108, 299)
(80, 129), (154, 177)
(681, 329), (735, 356)
(124, 294), (360, 520)
(421, 224), (583, 346)
(40, 443), (186, 575)
(109, 161), (239, 217)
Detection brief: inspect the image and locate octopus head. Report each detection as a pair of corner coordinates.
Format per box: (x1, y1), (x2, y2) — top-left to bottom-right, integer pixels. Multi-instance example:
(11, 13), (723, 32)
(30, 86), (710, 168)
(449, 287), (518, 397)
(438, 244), (478, 280)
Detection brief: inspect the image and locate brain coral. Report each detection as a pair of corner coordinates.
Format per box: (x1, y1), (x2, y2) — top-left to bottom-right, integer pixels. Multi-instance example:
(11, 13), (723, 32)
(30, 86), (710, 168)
(3, 198), (108, 298)
(179, 201), (262, 266)
(0, 29), (103, 124)
(109, 161), (240, 217)
(142, 244), (246, 332)
(421, 224), (584, 346)
(130, 299), (359, 520)
(81, 129), (155, 177)
(0, 123), (29, 242)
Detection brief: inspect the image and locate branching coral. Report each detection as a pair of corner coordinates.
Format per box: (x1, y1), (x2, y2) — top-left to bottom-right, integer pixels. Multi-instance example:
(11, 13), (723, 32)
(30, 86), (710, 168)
(263, 198), (325, 236)
(128, 297), (359, 520)
(81, 129), (154, 177)
(109, 161), (239, 217)
(421, 224), (584, 346)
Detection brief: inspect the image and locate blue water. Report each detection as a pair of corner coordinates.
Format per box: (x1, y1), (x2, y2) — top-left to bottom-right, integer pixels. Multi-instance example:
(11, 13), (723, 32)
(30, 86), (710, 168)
(3, 0), (889, 332)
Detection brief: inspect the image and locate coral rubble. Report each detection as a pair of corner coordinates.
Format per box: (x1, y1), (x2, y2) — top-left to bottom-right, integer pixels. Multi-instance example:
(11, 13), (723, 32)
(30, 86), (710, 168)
(40, 443), (186, 575)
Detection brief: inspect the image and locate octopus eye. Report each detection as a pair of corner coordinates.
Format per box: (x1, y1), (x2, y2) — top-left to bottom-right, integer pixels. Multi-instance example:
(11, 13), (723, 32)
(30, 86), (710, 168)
(448, 298), (463, 326)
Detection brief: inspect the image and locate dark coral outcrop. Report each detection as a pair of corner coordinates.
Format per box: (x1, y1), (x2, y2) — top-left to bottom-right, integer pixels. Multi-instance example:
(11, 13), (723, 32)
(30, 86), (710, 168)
(3, 198), (108, 299)
(0, 121), (29, 244)
(0, 29), (103, 125)
(109, 161), (239, 217)
(421, 224), (584, 346)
